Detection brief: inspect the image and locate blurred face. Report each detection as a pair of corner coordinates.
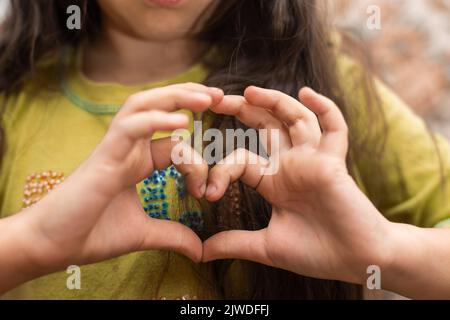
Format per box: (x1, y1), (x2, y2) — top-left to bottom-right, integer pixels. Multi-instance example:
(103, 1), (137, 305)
(96, 0), (218, 41)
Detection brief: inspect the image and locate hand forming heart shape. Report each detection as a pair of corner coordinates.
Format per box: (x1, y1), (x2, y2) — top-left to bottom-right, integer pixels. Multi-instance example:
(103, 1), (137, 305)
(22, 83), (389, 286)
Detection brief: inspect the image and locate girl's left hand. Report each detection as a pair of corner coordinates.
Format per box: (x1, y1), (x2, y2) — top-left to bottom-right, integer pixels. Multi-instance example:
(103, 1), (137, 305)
(202, 86), (394, 284)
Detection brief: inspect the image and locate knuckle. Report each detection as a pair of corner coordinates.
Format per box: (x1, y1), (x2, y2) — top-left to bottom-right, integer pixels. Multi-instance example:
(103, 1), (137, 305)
(190, 161), (208, 175)
(291, 118), (306, 130)
(329, 99), (339, 109)
(124, 92), (143, 106)
(234, 148), (248, 162)
(304, 108), (318, 121)
(236, 147), (248, 155)
(113, 119), (132, 139)
(168, 88), (184, 100)
(255, 119), (268, 130)
(176, 82), (207, 92)
(176, 227), (186, 252)
(114, 119), (127, 133)
(186, 81), (203, 88)
(150, 87), (168, 97)
(147, 109), (161, 118)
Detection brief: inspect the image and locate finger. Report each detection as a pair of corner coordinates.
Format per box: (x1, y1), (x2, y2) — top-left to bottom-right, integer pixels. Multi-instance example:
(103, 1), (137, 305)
(150, 138), (209, 199)
(202, 229), (272, 266)
(150, 138), (175, 170)
(299, 87), (349, 157)
(205, 148), (270, 202)
(103, 111), (189, 162)
(142, 219), (203, 263)
(171, 83), (224, 106)
(170, 141), (209, 199)
(120, 85), (214, 116)
(244, 86), (321, 146)
(117, 111), (189, 140)
(244, 86), (314, 125)
(211, 95), (292, 153)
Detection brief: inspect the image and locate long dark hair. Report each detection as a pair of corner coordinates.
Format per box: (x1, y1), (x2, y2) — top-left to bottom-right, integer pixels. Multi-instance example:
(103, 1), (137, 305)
(0, 0), (385, 299)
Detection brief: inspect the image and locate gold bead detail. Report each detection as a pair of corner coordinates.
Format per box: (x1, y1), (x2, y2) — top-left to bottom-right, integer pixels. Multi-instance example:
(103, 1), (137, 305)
(22, 171), (65, 208)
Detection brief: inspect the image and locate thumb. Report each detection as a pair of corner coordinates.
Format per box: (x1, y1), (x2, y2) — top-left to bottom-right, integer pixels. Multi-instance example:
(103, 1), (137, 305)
(202, 229), (273, 266)
(139, 219), (203, 263)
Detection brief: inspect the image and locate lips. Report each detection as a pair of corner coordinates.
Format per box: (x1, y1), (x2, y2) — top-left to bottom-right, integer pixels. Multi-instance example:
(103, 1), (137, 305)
(147, 0), (184, 8)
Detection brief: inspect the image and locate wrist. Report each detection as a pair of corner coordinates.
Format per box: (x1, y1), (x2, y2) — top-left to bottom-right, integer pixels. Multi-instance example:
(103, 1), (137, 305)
(375, 222), (425, 294)
(319, 175), (399, 286)
(356, 219), (399, 286)
(341, 219), (397, 287)
(353, 219), (428, 294)
(11, 196), (74, 275)
(0, 211), (61, 293)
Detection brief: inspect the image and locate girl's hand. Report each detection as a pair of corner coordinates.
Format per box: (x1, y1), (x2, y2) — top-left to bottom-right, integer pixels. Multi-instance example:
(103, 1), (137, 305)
(203, 87), (393, 284)
(15, 83), (223, 276)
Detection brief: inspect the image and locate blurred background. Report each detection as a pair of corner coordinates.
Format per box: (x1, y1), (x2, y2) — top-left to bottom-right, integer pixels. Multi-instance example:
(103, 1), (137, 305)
(0, 0), (449, 136)
(0, 0), (7, 21)
(330, 0), (450, 139)
(1, 0), (448, 137)
(0, 0), (449, 300)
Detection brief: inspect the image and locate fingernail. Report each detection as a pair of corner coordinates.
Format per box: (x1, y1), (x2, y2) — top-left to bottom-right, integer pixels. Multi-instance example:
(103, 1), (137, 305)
(206, 184), (217, 197)
(209, 87), (223, 94)
(193, 92), (212, 101)
(169, 114), (189, 122)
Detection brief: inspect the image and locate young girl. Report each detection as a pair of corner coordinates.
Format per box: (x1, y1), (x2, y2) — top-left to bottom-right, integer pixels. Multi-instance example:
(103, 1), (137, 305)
(1, 0), (450, 299)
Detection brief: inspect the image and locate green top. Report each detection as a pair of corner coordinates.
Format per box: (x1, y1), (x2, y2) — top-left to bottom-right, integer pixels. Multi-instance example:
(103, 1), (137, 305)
(1, 46), (450, 299)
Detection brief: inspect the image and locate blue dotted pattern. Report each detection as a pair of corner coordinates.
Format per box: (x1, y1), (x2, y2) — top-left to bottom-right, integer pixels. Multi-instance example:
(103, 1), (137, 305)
(139, 166), (204, 231)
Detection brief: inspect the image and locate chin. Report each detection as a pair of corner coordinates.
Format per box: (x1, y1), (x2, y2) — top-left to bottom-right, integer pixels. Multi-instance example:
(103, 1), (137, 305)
(98, 0), (209, 41)
(130, 15), (193, 40)
(136, 25), (191, 41)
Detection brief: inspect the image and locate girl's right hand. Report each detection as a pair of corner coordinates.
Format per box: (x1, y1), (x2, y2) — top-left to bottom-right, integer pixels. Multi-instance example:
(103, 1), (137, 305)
(11, 83), (223, 277)
(202, 87), (392, 285)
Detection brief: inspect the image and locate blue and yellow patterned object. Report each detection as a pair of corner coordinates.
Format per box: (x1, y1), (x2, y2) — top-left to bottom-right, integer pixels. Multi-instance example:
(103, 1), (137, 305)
(137, 166), (205, 232)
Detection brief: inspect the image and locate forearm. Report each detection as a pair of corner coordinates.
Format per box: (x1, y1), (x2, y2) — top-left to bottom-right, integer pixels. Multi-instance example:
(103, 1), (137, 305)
(322, 178), (450, 299)
(0, 161), (137, 295)
(379, 222), (450, 299)
(0, 203), (64, 295)
(0, 212), (44, 294)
